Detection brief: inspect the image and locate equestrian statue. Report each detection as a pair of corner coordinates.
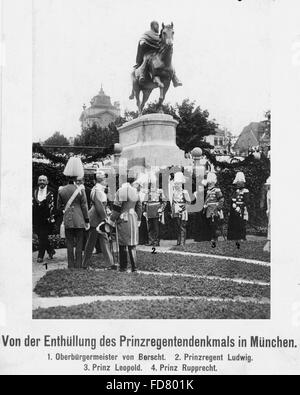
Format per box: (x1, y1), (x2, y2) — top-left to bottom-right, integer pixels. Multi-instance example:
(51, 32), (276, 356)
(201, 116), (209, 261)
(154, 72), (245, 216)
(129, 21), (182, 115)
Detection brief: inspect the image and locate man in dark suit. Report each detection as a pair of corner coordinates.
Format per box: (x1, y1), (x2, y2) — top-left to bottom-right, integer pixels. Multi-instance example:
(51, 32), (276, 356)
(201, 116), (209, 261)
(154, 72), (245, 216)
(57, 172), (90, 269)
(33, 175), (56, 263)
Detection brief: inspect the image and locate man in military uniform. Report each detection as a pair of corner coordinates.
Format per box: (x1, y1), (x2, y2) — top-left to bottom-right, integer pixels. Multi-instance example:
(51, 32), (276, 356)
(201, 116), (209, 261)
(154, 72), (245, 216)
(203, 172), (224, 248)
(57, 157), (90, 269)
(143, 179), (167, 247)
(170, 172), (191, 246)
(227, 172), (250, 249)
(132, 21), (182, 89)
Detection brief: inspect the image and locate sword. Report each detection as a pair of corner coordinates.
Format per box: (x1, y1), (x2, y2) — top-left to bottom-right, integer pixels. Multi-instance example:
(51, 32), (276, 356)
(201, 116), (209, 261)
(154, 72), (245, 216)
(115, 221), (120, 267)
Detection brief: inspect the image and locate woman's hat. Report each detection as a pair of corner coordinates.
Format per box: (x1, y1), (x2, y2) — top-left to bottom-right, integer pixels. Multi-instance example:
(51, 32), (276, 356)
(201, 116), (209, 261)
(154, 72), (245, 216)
(63, 157), (84, 178)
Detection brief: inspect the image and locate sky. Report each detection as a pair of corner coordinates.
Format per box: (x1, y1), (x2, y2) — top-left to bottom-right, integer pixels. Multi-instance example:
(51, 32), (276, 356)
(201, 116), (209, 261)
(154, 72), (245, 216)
(32, 0), (271, 141)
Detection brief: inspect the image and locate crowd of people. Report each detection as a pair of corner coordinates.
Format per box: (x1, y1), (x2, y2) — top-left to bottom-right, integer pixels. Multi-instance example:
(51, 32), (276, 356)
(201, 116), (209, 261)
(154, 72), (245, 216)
(33, 157), (271, 272)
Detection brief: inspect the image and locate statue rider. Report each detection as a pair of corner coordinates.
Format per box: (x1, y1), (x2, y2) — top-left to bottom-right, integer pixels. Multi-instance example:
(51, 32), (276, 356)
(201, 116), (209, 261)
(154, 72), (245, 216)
(134, 21), (182, 88)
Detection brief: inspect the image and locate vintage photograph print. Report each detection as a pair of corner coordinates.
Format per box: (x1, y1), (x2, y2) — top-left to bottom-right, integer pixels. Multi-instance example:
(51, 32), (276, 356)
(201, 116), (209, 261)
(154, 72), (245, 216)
(32, 0), (271, 319)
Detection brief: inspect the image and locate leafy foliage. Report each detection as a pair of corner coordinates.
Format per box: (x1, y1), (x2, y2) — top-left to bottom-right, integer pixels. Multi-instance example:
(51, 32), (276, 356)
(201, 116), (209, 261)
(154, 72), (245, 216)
(125, 99), (217, 152)
(175, 99), (217, 152)
(74, 117), (125, 148)
(44, 132), (70, 146)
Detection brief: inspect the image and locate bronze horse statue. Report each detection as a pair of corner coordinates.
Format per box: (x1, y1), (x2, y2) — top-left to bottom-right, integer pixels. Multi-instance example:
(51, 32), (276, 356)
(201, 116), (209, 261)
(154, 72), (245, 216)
(129, 23), (177, 115)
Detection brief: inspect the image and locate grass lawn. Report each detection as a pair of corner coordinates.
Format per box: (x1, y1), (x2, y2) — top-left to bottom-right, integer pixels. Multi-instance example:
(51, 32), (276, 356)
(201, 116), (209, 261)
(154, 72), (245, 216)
(172, 241), (270, 262)
(89, 251), (270, 283)
(34, 269), (270, 300)
(32, 298), (270, 320)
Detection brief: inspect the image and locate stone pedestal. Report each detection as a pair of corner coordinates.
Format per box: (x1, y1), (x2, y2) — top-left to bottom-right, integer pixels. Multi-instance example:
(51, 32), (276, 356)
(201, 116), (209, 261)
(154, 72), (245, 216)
(118, 113), (191, 168)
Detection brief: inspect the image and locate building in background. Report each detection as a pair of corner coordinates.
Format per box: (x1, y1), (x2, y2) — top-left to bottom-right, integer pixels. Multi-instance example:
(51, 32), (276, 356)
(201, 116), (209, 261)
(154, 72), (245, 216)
(234, 121), (270, 155)
(79, 86), (121, 129)
(204, 128), (233, 154)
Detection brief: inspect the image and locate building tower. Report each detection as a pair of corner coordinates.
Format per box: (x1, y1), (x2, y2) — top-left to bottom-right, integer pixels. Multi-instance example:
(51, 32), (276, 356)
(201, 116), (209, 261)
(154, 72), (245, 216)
(79, 86), (121, 129)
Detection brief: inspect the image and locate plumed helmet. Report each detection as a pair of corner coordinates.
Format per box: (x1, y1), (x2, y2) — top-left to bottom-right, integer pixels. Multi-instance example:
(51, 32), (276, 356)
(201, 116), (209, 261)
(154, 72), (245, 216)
(233, 171), (246, 184)
(63, 157), (84, 178)
(133, 173), (149, 187)
(174, 172), (186, 184)
(207, 172), (217, 184)
(148, 171), (157, 185)
(265, 176), (271, 186)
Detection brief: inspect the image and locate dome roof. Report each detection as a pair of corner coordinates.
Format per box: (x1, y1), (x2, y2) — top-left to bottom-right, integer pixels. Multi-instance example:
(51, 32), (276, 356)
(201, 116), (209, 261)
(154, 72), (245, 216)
(90, 86), (115, 109)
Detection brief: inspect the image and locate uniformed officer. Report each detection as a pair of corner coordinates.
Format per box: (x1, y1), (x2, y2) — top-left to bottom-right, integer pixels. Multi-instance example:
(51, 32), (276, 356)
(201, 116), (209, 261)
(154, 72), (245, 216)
(203, 172), (224, 248)
(143, 175), (167, 247)
(57, 157), (90, 269)
(170, 172), (191, 246)
(227, 172), (250, 249)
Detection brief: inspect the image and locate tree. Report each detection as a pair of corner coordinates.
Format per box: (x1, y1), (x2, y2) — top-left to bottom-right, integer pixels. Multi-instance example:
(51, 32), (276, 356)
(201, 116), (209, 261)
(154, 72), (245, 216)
(74, 120), (121, 149)
(44, 131), (70, 146)
(175, 99), (217, 152)
(126, 99), (217, 152)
